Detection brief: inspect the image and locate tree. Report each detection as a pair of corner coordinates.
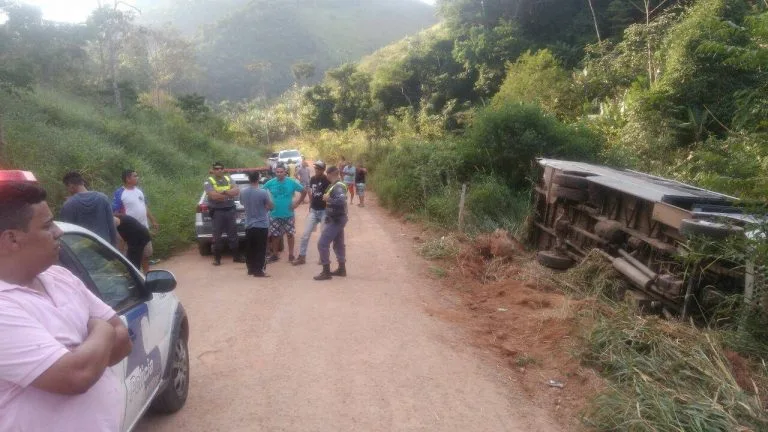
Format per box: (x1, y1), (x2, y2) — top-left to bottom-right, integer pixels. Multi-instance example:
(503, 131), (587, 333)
(246, 60), (273, 100)
(326, 63), (372, 128)
(87, 2), (140, 112)
(0, 1), (35, 153)
(144, 27), (198, 102)
(291, 61), (316, 86)
(493, 49), (581, 120)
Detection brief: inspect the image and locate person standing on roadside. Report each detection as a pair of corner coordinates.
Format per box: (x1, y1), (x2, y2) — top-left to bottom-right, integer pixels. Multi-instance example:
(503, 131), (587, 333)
(203, 162), (244, 266)
(297, 160), (311, 192)
(114, 214), (151, 271)
(240, 171), (273, 277)
(293, 160), (330, 266)
(337, 156), (346, 176)
(263, 165), (307, 263)
(112, 169), (159, 273)
(342, 161), (356, 204)
(0, 180), (132, 432)
(355, 162), (368, 207)
(60, 171), (118, 246)
(287, 159), (298, 180)
(315, 166), (348, 281)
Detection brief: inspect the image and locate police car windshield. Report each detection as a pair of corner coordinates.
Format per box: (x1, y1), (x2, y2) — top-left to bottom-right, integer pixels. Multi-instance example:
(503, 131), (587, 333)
(280, 151), (300, 159)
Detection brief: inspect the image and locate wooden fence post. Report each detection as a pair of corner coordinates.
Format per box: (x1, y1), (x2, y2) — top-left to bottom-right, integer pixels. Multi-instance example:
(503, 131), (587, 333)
(458, 183), (467, 231)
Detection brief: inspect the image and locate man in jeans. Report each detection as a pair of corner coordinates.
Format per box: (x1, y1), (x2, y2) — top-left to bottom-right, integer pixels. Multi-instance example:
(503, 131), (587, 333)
(293, 161), (330, 266)
(240, 171), (273, 277)
(315, 166), (348, 281)
(204, 162), (244, 266)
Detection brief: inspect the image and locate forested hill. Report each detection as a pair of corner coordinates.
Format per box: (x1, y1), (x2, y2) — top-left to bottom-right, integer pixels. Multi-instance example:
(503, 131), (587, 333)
(135, 0), (438, 101)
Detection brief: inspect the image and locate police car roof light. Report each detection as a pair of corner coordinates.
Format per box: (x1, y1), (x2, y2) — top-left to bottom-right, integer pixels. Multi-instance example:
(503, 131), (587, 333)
(0, 170), (38, 183)
(208, 167), (270, 174)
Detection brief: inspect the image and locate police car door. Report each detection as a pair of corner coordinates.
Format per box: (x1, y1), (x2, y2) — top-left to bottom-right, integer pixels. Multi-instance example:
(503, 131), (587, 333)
(59, 233), (163, 431)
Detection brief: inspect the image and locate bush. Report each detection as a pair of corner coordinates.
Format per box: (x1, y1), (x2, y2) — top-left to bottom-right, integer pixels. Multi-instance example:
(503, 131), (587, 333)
(465, 175), (530, 235)
(460, 103), (603, 188)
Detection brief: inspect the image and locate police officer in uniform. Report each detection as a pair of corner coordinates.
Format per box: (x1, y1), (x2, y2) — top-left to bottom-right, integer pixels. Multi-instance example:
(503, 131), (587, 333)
(314, 166), (348, 281)
(205, 162), (245, 266)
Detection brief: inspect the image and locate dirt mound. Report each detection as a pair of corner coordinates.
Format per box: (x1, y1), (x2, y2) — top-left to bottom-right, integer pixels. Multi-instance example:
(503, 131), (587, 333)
(474, 229), (526, 259)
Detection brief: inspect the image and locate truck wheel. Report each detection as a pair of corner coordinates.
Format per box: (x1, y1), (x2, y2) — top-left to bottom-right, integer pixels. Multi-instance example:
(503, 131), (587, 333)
(554, 186), (588, 202)
(151, 337), (190, 414)
(594, 220), (625, 244)
(198, 241), (211, 256)
(536, 251), (574, 270)
(679, 219), (744, 240)
(553, 174), (589, 189)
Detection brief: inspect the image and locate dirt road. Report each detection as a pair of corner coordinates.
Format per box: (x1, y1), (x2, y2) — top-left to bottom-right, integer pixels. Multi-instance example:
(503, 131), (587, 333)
(137, 195), (561, 432)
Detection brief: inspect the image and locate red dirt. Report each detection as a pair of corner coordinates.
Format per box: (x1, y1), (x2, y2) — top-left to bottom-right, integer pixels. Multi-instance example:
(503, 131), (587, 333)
(419, 236), (605, 431)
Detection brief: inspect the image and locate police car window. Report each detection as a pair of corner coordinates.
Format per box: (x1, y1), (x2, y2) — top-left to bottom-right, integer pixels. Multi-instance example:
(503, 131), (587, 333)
(61, 234), (143, 310)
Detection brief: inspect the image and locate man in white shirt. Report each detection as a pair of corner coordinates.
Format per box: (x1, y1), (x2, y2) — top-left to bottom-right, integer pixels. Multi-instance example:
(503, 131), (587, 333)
(112, 169), (159, 273)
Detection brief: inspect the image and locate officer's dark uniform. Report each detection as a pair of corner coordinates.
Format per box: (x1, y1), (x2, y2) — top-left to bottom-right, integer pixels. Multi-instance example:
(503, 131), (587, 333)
(205, 175), (241, 264)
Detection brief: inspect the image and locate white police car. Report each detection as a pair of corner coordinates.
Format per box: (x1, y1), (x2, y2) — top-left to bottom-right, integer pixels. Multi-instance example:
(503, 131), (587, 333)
(56, 222), (190, 431)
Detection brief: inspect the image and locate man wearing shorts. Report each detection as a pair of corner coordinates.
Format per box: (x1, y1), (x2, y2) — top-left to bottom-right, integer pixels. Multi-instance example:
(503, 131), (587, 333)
(263, 165), (307, 263)
(355, 163), (368, 207)
(342, 162), (356, 204)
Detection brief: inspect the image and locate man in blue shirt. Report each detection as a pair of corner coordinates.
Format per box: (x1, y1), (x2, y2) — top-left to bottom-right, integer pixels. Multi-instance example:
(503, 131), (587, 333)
(262, 165), (307, 263)
(240, 171), (274, 277)
(60, 172), (118, 246)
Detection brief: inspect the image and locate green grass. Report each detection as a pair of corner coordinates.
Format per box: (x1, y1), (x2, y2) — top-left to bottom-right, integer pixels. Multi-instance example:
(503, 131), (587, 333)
(1, 87), (262, 257)
(417, 235), (460, 260)
(514, 354), (539, 367)
(429, 266), (447, 278)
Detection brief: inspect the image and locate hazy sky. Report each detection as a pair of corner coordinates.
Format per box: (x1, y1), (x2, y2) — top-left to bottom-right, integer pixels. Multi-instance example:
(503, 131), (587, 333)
(6, 0), (436, 24)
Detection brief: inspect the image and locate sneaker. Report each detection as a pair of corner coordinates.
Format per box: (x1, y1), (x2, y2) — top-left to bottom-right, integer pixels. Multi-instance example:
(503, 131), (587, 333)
(268, 255), (279, 263)
(292, 256), (306, 266)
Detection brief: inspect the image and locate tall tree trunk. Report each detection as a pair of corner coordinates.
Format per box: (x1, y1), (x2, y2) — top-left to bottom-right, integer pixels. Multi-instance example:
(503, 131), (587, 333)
(108, 32), (123, 112)
(0, 109), (6, 156)
(587, 0), (602, 42)
(645, 1), (654, 84)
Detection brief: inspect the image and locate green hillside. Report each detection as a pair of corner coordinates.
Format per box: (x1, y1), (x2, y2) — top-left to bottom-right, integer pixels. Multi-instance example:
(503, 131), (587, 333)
(0, 88), (260, 256)
(136, 0), (438, 101)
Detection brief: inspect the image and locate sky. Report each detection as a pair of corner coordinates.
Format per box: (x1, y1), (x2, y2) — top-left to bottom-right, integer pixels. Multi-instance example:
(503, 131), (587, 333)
(4, 0), (436, 24)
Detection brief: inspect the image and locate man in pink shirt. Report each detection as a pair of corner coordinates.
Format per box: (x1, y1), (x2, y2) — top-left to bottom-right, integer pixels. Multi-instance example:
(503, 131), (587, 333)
(0, 181), (132, 431)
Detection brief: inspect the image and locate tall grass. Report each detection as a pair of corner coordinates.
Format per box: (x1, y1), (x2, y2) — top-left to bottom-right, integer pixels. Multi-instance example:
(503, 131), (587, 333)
(1, 87), (262, 256)
(582, 305), (768, 432)
(553, 255), (768, 432)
